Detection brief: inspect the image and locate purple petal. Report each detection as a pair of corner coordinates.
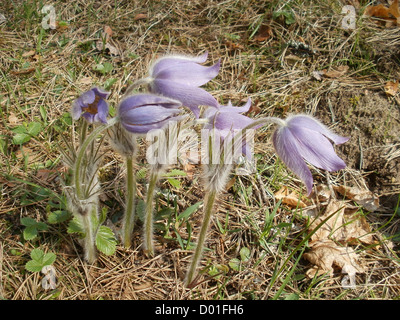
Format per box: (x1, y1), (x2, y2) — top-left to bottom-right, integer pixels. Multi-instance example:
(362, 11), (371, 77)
(151, 52), (209, 76)
(119, 94), (181, 115)
(121, 105), (181, 125)
(92, 87), (110, 99)
(71, 101), (82, 120)
(272, 127), (314, 194)
(219, 99), (252, 114)
(151, 79), (218, 118)
(214, 112), (254, 131)
(96, 99), (109, 124)
(121, 115), (184, 134)
(82, 112), (95, 123)
(80, 89), (96, 105)
(287, 114), (349, 145)
(152, 60), (220, 87)
(289, 126), (346, 171)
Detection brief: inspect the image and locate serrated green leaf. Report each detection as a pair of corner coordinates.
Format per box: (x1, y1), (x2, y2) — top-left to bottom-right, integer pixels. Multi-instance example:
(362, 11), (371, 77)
(239, 247), (251, 262)
(12, 133), (31, 145)
(27, 122), (42, 137)
(30, 248), (45, 261)
(47, 210), (71, 224)
(228, 258), (242, 271)
(42, 252), (56, 266)
(23, 225), (38, 240)
(163, 169), (187, 177)
(95, 226), (116, 256)
(21, 217), (38, 227)
(67, 217), (84, 234)
(167, 178), (181, 188)
(103, 78), (117, 90)
(25, 259), (44, 272)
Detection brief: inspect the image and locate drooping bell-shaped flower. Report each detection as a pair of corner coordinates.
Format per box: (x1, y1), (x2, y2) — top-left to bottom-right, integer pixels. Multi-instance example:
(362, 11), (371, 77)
(118, 93), (183, 134)
(272, 114), (349, 195)
(72, 87), (110, 124)
(203, 99), (255, 160)
(147, 52), (220, 118)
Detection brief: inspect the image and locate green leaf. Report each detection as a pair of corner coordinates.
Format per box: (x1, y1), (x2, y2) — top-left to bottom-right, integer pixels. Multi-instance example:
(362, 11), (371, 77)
(42, 252), (56, 266)
(239, 247), (251, 262)
(167, 178), (181, 188)
(163, 169), (187, 177)
(47, 210), (71, 224)
(177, 202), (201, 221)
(103, 78), (117, 90)
(67, 217), (84, 234)
(93, 62), (113, 74)
(12, 133), (31, 145)
(95, 226), (117, 256)
(25, 259), (44, 272)
(27, 122), (42, 137)
(228, 258), (242, 271)
(25, 248), (56, 272)
(21, 217), (39, 227)
(23, 225), (38, 240)
(30, 248), (44, 261)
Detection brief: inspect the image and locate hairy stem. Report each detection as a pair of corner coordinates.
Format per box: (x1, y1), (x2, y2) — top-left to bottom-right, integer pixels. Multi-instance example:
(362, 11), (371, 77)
(74, 117), (118, 199)
(82, 207), (97, 264)
(185, 189), (217, 287)
(143, 169), (160, 256)
(122, 155), (137, 248)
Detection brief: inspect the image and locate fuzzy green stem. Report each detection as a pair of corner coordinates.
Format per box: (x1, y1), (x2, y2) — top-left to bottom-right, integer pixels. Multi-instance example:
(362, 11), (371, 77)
(74, 117), (118, 199)
(82, 206), (97, 264)
(122, 155), (137, 248)
(143, 170), (160, 256)
(185, 189), (217, 287)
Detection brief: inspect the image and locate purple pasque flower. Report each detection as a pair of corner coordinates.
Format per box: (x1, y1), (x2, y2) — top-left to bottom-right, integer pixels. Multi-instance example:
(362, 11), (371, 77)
(272, 114), (349, 195)
(203, 99), (255, 160)
(147, 52), (220, 118)
(118, 93), (183, 134)
(72, 87), (110, 124)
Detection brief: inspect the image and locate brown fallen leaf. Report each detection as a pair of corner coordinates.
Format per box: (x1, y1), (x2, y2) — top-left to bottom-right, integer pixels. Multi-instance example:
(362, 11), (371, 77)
(253, 24), (273, 42)
(134, 13), (148, 21)
(384, 79), (399, 96)
(334, 185), (380, 212)
(274, 186), (309, 208)
(10, 67), (35, 75)
(321, 65), (349, 78)
(364, 0), (400, 26)
(304, 239), (365, 286)
(309, 198), (375, 245)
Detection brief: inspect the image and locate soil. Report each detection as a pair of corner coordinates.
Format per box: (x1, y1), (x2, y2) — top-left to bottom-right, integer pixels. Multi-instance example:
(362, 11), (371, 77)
(317, 89), (400, 208)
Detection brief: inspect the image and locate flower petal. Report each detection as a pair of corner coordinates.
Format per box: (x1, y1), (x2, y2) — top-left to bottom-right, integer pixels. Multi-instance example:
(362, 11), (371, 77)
(92, 87), (110, 99)
(121, 115), (184, 134)
(287, 114), (349, 145)
(96, 99), (109, 124)
(152, 60), (220, 87)
(219, 98), (251, 114)
(119, 94), (181, 115)
(151, 79), (218, 118)
(121, 105), (181, 126)
(150, 52), (209, 76)
(289, 126), (347, 171)
(272, 127), (314, 194)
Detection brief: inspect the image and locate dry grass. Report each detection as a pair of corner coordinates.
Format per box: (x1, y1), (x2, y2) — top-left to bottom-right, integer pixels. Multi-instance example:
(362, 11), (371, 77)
(1, 0), (400, 300)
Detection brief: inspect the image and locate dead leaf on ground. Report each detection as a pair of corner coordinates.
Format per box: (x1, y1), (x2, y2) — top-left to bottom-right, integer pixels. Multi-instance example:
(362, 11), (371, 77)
(96, 25), (121, 56)
(334, 185), (380, 212)
(384, 79), (399, 96)
(134, 13), (148, 21)
(321, 65), (349, 78)
(274, 186), (310, 208)
(309, 198), (375, 245)
(253, 24), (273, 42)
(304, 239), (365, 288)
(10, 67), (35, 75)
(364, 0), (400, 27)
